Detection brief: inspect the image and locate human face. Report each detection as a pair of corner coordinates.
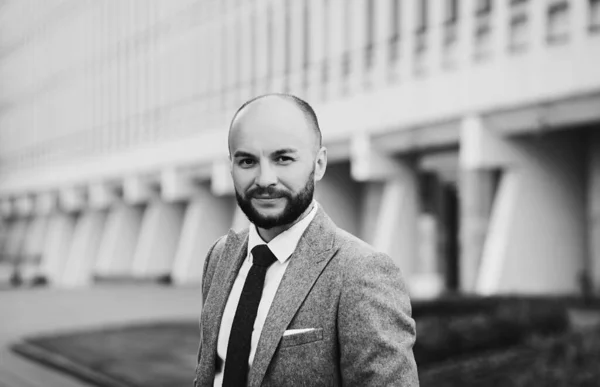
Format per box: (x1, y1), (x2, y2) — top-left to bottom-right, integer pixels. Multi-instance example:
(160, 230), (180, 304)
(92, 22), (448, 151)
(229, 98), (326, 230)
(235, 169), (315, 229)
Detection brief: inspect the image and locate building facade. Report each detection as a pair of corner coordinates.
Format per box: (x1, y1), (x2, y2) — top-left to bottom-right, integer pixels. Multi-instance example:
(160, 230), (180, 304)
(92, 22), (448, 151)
(1, 0), (599, 297)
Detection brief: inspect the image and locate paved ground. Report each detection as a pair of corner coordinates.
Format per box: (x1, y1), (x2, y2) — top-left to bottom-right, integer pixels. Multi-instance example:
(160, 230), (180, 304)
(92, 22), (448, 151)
(0, 284), (202, 387)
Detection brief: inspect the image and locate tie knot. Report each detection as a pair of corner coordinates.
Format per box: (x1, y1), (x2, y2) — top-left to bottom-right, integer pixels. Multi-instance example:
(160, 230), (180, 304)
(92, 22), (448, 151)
(251, 245), (277, 268)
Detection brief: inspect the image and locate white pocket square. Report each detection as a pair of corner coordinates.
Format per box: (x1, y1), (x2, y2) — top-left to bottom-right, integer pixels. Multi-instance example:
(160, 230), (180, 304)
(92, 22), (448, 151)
(283, 328), (316, 337)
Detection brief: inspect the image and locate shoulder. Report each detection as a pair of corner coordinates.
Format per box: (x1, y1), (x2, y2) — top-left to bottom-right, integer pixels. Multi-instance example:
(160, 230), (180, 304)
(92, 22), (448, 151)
(331, 227), (405, 282)
(209, 227), (250, 256)
(333, 227), (383, 263)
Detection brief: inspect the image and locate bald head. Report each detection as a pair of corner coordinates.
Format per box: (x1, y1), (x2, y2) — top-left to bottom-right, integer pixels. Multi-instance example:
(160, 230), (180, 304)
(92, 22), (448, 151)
(228, 94), (322, 154)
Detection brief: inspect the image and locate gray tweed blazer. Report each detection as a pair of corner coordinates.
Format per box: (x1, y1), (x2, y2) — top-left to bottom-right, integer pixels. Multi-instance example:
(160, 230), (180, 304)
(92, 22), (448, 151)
(194, 207), (419, 387)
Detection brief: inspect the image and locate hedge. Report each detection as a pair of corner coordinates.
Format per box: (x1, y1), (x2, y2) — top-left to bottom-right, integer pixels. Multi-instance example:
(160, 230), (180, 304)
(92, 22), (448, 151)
(419, 327), (600, 387)
(414, 298), (570, 366)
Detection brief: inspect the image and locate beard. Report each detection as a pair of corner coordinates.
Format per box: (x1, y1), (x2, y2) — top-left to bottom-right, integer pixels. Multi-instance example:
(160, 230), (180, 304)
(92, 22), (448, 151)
(235, 170), (315, 229)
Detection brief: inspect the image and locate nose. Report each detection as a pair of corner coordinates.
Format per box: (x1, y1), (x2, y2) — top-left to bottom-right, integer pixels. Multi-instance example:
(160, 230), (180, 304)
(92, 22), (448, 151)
(255, 163), (277, 188)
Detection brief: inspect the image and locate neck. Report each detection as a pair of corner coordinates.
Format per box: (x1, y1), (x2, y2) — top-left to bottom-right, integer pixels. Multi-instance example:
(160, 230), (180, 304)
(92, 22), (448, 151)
(256, 202), (315, 243)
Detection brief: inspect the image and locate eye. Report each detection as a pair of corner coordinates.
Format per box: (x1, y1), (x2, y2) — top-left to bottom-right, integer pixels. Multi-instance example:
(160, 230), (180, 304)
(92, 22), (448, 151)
(275, 156), (294, 164)
(238, 158), (256, 168)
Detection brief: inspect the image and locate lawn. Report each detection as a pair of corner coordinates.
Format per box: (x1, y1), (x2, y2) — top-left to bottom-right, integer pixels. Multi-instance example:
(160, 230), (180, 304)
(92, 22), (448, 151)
(12, 322), (200, 387)
(11, 296), (600, 387)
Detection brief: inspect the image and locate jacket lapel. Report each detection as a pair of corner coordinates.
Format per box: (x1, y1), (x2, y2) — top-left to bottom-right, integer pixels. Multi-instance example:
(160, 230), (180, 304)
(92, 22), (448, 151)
(198, 228), (248, 386)
(248, 208), (338, 387)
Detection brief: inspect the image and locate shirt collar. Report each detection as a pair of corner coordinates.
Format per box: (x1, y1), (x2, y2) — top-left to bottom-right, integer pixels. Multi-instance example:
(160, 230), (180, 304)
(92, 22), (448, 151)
(248, 201), (319, 264)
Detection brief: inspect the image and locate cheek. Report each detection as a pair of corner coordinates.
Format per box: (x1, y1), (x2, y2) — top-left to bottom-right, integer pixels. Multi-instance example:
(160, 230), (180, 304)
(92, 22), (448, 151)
(279, 168), (312, 192)
(231, 168), (254, 191)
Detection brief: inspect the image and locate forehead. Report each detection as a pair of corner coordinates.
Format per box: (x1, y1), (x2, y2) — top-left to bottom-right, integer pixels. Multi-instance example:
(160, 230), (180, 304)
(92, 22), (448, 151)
(229, 98), (315, 153)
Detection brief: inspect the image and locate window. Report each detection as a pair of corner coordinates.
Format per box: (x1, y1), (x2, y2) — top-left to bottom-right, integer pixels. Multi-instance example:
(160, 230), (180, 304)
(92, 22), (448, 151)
(444, 0), (459, 67)
(446, 0), (459, 24)
(444, 0), (459, 45)
(591, 0), (600, 32)
(342, 1), (351, 78)
(415, 0), (428, 53)
(250, 8), (257, 91)
(416, 0), (428, 33)
(475, 0), (492, 16)
(547, 1), (569, 44)
(321, 0), (330, 84)
(302, 0), (310, 89)
(284, 0), (291, 78)
(389, 0), (401, 62)
(365, 0), (375, 69)
(266, 4), (273, 83)
(303, 0), (310, 71)
(509, 0), (529, 52)
(474, 0), (492, 60)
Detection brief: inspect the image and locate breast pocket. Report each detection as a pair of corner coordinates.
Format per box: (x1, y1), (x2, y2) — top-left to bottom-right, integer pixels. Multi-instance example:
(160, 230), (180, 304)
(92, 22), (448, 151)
(280, 328), (324, 348)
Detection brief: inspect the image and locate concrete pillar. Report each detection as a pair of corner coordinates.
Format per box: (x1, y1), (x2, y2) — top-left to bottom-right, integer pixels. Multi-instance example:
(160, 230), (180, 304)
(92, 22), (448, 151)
(61, 209), (108, 287)
(589, 130), (600, 294)
(20, 215), (50, 281)
(372, 172), (419, 276)
(95, 203), (144, 277)
(2, 218), (29, 262)
(124, 175), (159, 205)
(0, 199), (13, 220)
(462, 118), (587, 294)
(131, 200), (184, 279)
(59, 187), (87, 213)
(349, 131), (423, 295)
(89, 182), (121, 210)
(172, 189), (235, 284)
(161, 168), (200, 203)
(459, 169), (496, 292)
(40, 213), (77, 285)
(15, 196), (34, 217)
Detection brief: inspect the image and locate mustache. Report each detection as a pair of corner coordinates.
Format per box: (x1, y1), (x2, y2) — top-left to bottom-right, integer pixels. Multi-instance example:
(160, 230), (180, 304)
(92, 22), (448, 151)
(246, 186), (289, 199)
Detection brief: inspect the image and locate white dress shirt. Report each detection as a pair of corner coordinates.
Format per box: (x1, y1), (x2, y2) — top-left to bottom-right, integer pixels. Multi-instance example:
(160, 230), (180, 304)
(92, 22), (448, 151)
(213, 202), (319, 387)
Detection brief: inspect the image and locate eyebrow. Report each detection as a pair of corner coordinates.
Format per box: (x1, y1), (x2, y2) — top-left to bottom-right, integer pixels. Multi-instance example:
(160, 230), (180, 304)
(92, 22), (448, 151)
(232, 150), (255, 159)
(232, 148), (298, 158)
(272, 148), (298, 157)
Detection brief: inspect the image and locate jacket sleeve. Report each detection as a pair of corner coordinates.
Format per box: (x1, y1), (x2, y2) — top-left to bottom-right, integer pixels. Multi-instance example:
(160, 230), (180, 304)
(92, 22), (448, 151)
(195, 235), (227, 376)
(201, 235), (226, 305)
(338, 252), (419, 386)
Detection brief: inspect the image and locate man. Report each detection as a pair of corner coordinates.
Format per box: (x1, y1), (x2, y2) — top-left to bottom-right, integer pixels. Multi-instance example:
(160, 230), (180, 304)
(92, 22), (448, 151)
(194, 94), (419, 387)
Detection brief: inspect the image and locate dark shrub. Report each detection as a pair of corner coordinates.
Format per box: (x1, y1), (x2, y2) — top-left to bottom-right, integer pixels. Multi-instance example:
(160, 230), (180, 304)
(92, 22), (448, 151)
(414, 298), (569, 366)
(420, 327), (600, 387)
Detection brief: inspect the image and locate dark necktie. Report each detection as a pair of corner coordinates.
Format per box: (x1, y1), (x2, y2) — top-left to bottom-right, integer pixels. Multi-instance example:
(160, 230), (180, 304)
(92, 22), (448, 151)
(223, 244), (277, 387)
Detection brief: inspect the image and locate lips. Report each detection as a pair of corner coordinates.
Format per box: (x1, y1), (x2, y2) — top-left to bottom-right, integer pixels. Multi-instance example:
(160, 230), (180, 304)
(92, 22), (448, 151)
(253, 195), (284, 200)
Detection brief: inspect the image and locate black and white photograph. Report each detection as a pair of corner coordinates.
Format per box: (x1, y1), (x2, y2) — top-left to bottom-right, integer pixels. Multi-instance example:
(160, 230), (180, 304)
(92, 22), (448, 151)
(1, 0), (600, 386)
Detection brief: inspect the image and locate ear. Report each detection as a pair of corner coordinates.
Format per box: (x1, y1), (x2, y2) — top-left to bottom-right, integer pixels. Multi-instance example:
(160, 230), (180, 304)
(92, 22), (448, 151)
(314, 147), (327, 181)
